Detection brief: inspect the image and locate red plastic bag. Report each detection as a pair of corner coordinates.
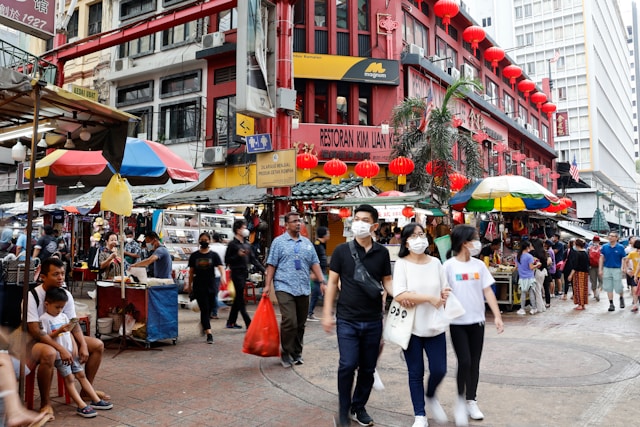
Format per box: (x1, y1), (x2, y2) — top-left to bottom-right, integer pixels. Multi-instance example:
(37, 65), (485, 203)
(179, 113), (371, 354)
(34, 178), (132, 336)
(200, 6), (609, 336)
(242, 296), (280, 357)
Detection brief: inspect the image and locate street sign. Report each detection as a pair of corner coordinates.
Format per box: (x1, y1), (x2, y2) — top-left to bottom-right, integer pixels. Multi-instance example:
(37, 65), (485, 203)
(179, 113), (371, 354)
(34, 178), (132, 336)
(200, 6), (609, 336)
(246, 133), (273, 154)
(236, 113), (255, 137)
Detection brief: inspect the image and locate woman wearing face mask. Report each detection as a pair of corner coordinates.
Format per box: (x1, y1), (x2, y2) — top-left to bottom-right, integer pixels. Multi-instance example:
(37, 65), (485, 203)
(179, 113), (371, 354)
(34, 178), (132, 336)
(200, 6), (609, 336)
(515, 241), (541, 315)
(98, 231), (121, 280)
(443, 225), (504, 427)
(392, 223), (451, 427)
(225, 219), (266, 329)
(185, 232), (226, 344)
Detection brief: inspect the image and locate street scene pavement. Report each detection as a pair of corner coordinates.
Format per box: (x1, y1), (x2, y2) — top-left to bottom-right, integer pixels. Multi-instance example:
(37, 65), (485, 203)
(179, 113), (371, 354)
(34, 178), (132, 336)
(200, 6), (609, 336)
(32, 286), (640, 427)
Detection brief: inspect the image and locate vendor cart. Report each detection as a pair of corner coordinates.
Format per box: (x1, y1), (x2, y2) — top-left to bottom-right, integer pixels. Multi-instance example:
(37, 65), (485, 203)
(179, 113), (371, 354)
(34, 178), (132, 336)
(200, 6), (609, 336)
(492, 270), (516, 311)
(95, 281), (178, 347)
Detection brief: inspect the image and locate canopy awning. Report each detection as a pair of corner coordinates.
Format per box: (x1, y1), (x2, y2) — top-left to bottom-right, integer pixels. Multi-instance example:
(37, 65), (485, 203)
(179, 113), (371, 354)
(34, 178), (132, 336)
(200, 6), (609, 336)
(557, 220), (600, 241)
(155, 184), (270, 207)
(322, 194), (432, 207)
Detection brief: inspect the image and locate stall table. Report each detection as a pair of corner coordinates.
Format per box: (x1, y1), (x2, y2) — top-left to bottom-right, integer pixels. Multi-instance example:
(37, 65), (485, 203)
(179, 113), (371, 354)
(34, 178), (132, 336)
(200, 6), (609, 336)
(95, 281), (178, 347)
(492, 270), (516, 311)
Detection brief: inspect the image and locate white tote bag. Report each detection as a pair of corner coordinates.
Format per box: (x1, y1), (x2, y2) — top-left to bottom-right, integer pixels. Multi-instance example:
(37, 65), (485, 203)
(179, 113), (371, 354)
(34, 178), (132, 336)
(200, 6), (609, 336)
(383, 300), (416, 350)
(443, 292), (466, 320)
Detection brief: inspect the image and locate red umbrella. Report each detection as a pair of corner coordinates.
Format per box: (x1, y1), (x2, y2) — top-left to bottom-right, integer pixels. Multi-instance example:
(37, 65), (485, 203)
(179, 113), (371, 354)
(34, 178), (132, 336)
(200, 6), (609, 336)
(377, 190), (406, 197)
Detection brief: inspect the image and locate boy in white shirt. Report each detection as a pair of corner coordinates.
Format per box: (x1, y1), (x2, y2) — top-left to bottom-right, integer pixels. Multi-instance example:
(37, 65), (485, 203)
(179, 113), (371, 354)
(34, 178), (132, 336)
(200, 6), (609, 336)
(39, 287), (113, 418)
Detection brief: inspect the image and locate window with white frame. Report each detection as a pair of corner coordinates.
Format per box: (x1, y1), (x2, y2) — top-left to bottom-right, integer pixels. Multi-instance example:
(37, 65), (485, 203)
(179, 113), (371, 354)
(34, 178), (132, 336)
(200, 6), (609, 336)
(504, 93), (515, 116)
(162, 21), (196, 47)
(160, 98), (200, 143)
(485, 78), (499, 107)
(515, 6), (523, 18)
(126, 107), (153, 139)
(219, 8), (238, 31)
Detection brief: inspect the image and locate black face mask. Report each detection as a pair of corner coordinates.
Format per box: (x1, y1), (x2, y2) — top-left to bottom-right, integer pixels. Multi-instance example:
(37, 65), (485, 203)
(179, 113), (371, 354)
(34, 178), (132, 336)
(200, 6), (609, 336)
(199, 241), (209, 249)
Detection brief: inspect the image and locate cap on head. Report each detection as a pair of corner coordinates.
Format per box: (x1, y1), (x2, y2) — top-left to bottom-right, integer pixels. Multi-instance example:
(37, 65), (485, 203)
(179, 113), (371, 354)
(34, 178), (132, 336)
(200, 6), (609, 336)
(592, 236), (600, 242)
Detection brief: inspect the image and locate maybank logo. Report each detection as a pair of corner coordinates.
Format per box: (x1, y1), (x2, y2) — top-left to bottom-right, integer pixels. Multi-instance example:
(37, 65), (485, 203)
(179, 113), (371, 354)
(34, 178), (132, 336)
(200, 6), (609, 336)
(364, 62), (387, 79)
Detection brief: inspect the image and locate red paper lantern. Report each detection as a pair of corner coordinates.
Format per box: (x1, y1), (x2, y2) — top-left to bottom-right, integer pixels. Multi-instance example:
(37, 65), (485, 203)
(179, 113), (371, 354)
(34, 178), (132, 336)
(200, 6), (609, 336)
(323, 158), (347, 185)
(402, 206), (415, 219)
(451, 116), (463, 127)
(540, 167), (551, 175)
(526, 159), (539, 169)
(483, 47), (505, 73)
(434, 0), (459, 33)
(512, 152), (526, 162)
(541, 102), (557, 119)
(503, 65), (522, 90)
(389, 156), (415, 185)
(462, 25), (486, 56)
(338, 207), (351, 220)
(517, 79), (536, 100)
(550, 171), (561, 179)
(296, 152), (318, 178)
(494, 142), (508, 153)
(530, 91), (548, 110)
(472, 131), (488, 143)
(560, 197), (573, 211)
(354, 159), (380, 186)
(449, 172), (469, 192)
(425, 160), (449, 177)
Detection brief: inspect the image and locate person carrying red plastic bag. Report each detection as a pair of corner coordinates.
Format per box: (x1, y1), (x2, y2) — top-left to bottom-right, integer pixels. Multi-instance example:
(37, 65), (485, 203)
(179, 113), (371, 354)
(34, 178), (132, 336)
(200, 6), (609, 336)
(242, 296), (280, 357)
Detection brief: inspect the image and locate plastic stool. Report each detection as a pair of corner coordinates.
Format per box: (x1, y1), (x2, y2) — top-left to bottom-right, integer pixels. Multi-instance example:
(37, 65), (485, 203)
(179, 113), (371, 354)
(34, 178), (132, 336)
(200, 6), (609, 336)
(25, 366), (70, 410)
(244, 282), (257, 304)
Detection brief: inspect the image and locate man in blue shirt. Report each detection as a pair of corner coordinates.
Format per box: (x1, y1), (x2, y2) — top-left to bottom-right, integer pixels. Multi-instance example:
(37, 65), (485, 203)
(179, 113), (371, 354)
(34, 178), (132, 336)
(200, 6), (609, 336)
(599, 231), (627, 311)
(130, 232), (173, 280)
(264, 212), (324, 368)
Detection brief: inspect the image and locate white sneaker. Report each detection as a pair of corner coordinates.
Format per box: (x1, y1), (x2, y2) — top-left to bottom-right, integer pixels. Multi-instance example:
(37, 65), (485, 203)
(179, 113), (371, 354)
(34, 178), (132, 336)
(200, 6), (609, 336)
(425, 397), (448, 423)
(454, 397), (468, 426)
(466, 400), (484, 420)
(372, 369), (385, 391)
(412, 415), (428, 427)
(530, 308), (537, 315)
(516, 308), (526, 315)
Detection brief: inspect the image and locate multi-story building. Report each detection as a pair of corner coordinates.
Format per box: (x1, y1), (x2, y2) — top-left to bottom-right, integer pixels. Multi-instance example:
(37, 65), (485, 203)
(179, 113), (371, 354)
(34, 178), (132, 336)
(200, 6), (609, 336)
(622, 0), (640, 160)
(466, 0), (639, 235)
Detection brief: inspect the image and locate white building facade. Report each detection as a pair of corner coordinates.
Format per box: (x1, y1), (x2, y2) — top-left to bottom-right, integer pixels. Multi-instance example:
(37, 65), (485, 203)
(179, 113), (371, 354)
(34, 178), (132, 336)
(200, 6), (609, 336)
(467, 0), (639, 235)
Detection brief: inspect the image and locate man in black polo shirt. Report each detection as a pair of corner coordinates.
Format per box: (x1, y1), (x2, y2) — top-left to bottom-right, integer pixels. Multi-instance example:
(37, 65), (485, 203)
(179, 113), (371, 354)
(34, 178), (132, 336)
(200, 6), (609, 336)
(551, 233), (566, 296)
(322, 204), (392, 427)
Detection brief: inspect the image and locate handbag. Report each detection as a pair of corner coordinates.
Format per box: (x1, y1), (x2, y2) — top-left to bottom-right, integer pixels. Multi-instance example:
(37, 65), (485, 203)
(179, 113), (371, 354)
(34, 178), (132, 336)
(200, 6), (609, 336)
(348, 241), (384, 299)
(443, 292), (466, 320)
(242, 296), (280, 357)
(382, 300), (416, 350)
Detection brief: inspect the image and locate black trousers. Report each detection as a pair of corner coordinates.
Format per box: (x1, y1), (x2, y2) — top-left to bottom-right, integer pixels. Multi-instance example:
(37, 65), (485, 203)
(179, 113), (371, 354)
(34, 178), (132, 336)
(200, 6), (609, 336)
(227, 270), (251, 327)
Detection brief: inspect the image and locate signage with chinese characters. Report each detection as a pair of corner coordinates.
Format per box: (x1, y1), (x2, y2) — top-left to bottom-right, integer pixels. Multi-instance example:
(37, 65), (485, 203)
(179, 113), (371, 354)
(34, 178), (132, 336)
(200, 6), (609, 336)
(0, 0), (55, 39)
(556, 112), (569, 136)
(256, 149), (296, 188)
(292, 124), (393, 163)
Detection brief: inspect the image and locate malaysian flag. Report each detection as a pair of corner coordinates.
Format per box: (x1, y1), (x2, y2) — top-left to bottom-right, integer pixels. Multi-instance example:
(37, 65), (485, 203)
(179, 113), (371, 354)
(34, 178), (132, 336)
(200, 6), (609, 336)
(570, 156), (580, 182)
(418, 83), (434, 133)
(550, 50), (561, 63)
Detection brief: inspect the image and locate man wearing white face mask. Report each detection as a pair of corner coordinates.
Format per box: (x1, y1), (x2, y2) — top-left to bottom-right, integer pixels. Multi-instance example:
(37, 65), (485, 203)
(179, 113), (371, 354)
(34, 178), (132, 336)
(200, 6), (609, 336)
(130, 232), (173, 279)
(123, 228), (141, 271)
(225, 219), (265, 329)
(322, 204), (393, 427)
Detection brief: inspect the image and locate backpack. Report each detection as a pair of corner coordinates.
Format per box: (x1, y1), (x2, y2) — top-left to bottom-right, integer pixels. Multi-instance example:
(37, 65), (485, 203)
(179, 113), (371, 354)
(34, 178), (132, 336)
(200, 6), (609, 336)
(589, 246), (601, 267)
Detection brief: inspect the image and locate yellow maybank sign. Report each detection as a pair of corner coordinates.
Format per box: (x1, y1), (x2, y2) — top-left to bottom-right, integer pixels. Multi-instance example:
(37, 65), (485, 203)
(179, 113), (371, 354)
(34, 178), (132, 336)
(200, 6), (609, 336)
(293, 53), (399, 85)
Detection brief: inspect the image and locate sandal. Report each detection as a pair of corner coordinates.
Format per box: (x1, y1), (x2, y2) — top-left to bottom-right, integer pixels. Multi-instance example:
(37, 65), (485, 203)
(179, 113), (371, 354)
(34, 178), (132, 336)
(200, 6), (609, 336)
(76, 406), (97, 418)
(38, 405), (54, 422)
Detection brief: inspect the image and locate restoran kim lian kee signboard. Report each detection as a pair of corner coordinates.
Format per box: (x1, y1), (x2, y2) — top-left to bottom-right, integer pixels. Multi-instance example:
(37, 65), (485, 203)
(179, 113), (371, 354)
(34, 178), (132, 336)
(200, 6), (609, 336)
(291, 124), (393, 163)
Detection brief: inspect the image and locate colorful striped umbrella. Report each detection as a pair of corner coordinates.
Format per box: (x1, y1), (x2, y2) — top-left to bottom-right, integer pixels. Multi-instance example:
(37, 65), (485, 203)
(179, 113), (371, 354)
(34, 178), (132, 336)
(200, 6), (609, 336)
(450, 175), (560, 212)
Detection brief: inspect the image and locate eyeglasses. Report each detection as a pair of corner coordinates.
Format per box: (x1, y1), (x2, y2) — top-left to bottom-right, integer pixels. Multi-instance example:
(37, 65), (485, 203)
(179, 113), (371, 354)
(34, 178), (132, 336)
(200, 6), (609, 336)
(409, 232), (426, 239)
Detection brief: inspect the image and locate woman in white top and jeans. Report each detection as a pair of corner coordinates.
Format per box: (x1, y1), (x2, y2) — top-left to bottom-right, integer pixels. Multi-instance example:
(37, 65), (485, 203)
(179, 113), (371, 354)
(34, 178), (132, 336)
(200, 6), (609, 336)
(393, 223), (451, 427)
(443, 225), (504, 427)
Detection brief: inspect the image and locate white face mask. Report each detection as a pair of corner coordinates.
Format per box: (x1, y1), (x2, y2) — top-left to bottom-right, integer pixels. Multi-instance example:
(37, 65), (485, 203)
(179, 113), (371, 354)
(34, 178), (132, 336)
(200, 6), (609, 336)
(468, 240), (482, 256)
(126, 237), (133, 243)
(241, 228), (250, 238)
(351, 220), (372, 238)
(408, 237), (429, 254)
(146, 242), (154, 251)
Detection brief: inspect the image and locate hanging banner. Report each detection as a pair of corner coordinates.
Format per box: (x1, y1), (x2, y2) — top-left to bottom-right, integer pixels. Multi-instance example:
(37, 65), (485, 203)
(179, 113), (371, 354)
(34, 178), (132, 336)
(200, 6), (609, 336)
(556, 111), (569, 136)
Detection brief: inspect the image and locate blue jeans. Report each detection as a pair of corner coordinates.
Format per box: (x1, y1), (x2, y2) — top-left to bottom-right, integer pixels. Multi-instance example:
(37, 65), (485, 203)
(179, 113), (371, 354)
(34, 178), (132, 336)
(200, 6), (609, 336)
(403, 333), (447, 416)
(308, 280), (322, 316)
(336, 318), (382, 420)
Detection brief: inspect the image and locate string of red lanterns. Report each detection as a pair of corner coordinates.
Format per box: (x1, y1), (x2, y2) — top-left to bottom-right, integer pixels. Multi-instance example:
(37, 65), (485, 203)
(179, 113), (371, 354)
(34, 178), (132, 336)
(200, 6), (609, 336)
(462, 25), (486, 56)
(483, 47), (505, 73)
(296, 152), (318, 178)
(517, 79), (536, 100)
(512, 152), (527, 162)
(503, 65), (522, 90)
(354, 159), (380, 186)
(449, 172), (470, 191)
(388, 156), (415, 185)
(530, 91), (548, 111)
(338, 207), (351, 221)
(541, 102), (557, 119)
(402, 206), (415, 219)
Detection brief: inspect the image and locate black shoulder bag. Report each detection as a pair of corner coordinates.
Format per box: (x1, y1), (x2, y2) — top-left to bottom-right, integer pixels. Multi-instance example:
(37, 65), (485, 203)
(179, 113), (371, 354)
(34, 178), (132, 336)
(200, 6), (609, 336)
(348, 241), (384, 299)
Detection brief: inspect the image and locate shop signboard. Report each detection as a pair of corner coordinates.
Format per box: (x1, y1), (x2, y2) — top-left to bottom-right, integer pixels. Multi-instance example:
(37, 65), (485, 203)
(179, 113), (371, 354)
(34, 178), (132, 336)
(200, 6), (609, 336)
(291, 123), (393, 163)
(236, 113), (255, 137)
(0, 0), (55, 39)
(256, 149), (296, 188)
(293, 53), (399, 85)
(67, 84), (99, 102)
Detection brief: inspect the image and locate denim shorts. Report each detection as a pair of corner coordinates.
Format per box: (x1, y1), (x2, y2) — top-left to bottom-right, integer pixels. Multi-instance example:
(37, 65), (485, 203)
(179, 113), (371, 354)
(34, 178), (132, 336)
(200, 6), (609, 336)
(55, 357), (84, 377)
(602, 267), (623, 294)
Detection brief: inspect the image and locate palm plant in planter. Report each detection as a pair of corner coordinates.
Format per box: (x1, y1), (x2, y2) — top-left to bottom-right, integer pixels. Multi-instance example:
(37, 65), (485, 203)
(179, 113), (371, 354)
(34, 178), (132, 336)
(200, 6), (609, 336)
(390, 78), (484, 206)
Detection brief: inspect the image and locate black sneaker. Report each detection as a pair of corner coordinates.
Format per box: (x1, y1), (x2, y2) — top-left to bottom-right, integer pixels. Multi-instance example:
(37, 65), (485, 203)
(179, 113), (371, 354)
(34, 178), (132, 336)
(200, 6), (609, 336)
(293, 355), (304, 365)
(620, 296), (625, 309)
(351, 408), (374, 426)
(206, 334), (213, 344)
(281, 354), (293, 368)
(608, 303), (615, 312)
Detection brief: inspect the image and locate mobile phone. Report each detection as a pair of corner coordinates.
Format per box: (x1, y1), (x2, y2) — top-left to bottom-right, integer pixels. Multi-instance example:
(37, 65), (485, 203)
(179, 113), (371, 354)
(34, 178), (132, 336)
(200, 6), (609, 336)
(69, 318), (79, 327)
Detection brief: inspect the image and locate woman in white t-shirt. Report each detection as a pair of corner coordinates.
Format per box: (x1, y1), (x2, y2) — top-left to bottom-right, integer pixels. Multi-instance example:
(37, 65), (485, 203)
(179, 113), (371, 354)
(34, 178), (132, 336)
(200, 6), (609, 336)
(443, 225), (504, 427)
(393, 223), (450, 427)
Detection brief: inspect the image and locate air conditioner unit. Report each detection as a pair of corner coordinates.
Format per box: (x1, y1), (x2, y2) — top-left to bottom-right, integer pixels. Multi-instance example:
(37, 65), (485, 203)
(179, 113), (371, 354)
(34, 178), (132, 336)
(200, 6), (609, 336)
(532, 129), (539, 138)
(461, 63), (474, 78)
(449, 67), (461, 79)
(408, 43), (425, 57)
(114, 57), (133, 72)
(203, 146), (227, 165)
(202, 32), (225, 49)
